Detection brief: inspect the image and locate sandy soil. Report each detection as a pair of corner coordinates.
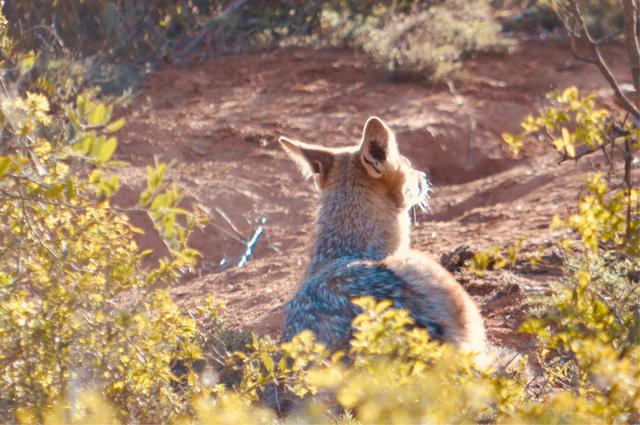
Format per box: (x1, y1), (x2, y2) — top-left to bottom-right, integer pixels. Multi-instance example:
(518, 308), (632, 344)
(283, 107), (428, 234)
(113, 39), (631, 351)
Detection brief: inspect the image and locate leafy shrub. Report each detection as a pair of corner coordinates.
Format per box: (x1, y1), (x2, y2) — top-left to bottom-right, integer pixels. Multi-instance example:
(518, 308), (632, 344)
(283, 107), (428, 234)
(200, 292), (640, 423)
(22, 289), (640, 423)
(550, 0), (625, 38)
(503, 87), (640, 255)
(1, 1), (223, 98)
(321, 0), (508, 82)
(0, 14), (217, 422)
(4, 1), (510, 87)
(519, 256), (640, 424)
(3, 1), (212, 56)
(502, 0), (624, 37)
(578, 0), (625, 38)
(498, 83), (640, 423)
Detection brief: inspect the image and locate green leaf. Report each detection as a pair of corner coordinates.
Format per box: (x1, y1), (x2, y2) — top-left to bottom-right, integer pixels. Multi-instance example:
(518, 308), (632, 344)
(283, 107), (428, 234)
(45, 183), (65, 199)
(98, 175), (119, 198)
(139, 190), (152, 206)
(260, 353), (274, 374)
(560, 86), (578, 103)
(105, 160), (128, 167)
(0, 156), (11, 177)
(98, 137), (117, 163)
(19, 50), (36, 73)
(89, 169), (101, 184)
(562, 127), (575, 158)
(521, 114), (540, 133)
(88, 103), (107, 126)
(65, 179), (76, 200)
(73, 134), (94, 155)
(90, 135), (105, 158)
(106, 118), (125, 133)
(552, 137), (564, 152)
(278, 357), (287, 373)
(68, 108), (80, 129)
(502, 132), (523, 155)
(76, 94), (89, 116)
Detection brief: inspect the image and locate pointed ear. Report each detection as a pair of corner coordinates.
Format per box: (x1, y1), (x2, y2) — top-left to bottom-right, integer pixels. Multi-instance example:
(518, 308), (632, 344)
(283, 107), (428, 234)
(278, 136), (335, 182)
(359, 116), (399, 178)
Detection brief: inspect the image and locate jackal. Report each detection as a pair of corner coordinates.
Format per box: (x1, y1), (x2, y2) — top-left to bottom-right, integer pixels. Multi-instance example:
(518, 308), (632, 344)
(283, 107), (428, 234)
(278, 116), (486, 356)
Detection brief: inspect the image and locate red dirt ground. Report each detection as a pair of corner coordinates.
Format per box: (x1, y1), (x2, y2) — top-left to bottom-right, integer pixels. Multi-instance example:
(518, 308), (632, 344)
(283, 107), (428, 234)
(114, 39), (631, 352)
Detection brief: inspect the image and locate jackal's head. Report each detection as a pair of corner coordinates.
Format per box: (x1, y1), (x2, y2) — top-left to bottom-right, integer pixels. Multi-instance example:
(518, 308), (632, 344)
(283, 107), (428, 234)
(279, 116), (430, 261)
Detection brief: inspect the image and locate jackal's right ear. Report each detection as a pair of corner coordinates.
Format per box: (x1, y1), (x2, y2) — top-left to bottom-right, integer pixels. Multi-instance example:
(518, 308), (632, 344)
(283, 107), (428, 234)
(359, 116), (399, 178)
(278, 136), (335, 182)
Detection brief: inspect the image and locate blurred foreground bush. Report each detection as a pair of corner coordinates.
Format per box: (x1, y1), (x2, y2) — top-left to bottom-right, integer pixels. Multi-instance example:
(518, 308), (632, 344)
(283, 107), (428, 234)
(0, 11), (215, 422)
(30, 292), (640, 424)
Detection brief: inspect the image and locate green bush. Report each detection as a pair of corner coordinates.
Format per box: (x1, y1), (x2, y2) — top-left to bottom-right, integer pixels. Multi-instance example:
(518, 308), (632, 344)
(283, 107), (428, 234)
(4, 1), (509, 86)
(322, 0), (508, 82)
(502, 0), (624, 37)
(503, 87), (640, 255)
(26, 288), (640, 423)
(0, 13), (216, 422)
(549, 0), (624, 38)
(2, 1), (219, 98)
(498, 84), (640, 423)
(3, 1), (212, 55)
(217, 274), (639, 423)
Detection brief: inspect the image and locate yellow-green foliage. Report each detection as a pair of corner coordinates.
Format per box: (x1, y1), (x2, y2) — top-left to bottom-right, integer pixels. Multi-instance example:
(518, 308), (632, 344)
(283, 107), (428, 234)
(9, 287), (640, 423)
(507, 0), (625, 38)
(4, 1), (207, 57)
(562, 174), (640, 255)
(519, 259), (640, 424)
(43, 293), (640, 424)
(470, 238), (526, 274)
(497, 85), (640, 423)
(0, 14), (214, 422)
(503, 87), (613, 158)
(504, 87), (640, 255)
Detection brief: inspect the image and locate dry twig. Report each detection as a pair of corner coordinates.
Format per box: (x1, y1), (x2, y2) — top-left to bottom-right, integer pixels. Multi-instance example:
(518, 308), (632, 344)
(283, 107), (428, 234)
(563, 0), (640, 118)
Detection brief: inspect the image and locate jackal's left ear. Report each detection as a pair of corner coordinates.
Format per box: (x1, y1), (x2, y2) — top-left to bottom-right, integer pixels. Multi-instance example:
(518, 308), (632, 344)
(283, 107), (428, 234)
(359, 116), (399, 178)
(278, 136), (335, 182)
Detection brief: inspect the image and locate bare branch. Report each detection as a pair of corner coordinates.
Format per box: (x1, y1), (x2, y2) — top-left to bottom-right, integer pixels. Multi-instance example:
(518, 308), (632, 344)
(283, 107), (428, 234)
(220, 0), (253, 19)
(568, 29), (597, 63)
(595, 29), (625, 45)
(622, 0), (640, 107)
(557, 123), (629, 164)
(566, 0), (640, 118)
(557, 143), (604, 164)
(176, 0), (254, 61)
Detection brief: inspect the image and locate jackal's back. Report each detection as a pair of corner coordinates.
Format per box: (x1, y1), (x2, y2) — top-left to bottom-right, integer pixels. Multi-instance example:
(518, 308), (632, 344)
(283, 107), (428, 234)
(283, 256), (445, 348)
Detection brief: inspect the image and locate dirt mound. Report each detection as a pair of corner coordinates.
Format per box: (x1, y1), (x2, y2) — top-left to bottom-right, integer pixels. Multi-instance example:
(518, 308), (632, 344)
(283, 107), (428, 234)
(114, 40), (629, 351)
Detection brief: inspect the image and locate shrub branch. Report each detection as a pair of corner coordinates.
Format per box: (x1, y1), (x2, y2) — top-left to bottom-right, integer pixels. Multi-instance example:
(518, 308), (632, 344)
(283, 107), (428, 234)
(564, 0), (640, 118)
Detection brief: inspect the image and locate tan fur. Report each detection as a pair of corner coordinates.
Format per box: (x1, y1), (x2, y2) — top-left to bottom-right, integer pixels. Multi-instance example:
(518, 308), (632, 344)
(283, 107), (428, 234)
(384, 250), (487, 353)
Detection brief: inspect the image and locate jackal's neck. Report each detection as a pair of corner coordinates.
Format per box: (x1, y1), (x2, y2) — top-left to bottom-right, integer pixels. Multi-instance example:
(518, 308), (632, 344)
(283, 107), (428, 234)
(307, 186), (410, 274)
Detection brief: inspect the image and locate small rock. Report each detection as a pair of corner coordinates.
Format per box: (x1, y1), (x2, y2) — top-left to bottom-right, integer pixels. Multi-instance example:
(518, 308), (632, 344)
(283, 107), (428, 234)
(440, 244), (475, 273)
